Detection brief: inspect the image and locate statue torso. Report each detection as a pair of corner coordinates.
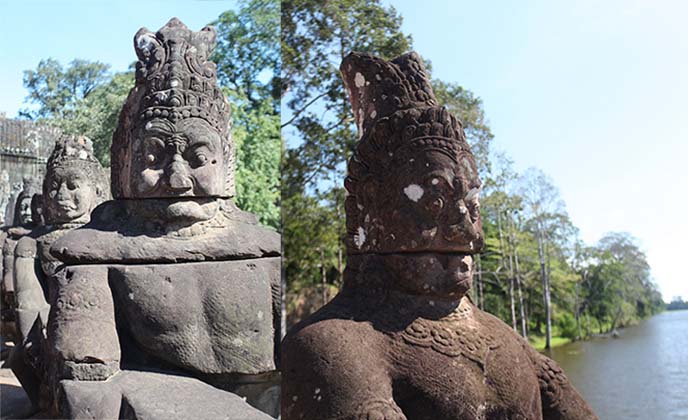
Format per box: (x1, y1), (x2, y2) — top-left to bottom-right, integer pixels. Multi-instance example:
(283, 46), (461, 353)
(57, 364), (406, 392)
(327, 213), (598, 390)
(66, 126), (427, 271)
(380, 298), (542, 419)
(286, 295), (543, 420)
(109, 258), (278, 375)
(52, 200), (281, 377)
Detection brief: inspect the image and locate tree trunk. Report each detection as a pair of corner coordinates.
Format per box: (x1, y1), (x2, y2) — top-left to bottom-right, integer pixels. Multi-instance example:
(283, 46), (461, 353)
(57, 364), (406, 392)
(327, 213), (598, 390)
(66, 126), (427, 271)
(575, 280), (582, 340)
(512, 224), (527, 337)
(476, 254), (484, 310)
(537, 222), (551, 349)
(320, 248), (327, 306)
(280, 220), (286, 339)
(335, 193), (344, 286)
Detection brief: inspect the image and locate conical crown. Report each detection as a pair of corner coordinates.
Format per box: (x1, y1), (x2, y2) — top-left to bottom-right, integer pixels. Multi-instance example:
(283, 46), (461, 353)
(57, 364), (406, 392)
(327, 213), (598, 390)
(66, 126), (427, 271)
(341, 52), (478, 254)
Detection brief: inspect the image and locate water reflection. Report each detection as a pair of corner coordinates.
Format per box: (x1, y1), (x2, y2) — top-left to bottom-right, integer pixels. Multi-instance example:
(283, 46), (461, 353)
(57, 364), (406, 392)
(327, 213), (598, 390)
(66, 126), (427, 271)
(547, 310), (688, 420)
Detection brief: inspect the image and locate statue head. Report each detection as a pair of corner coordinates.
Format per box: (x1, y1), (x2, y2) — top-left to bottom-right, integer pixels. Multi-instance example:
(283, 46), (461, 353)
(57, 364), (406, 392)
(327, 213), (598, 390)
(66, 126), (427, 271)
(111, 18), (233, 205)
(13, 178), (40, 227)
(43, 136), (109, 225)
(341, 52), (483, 297)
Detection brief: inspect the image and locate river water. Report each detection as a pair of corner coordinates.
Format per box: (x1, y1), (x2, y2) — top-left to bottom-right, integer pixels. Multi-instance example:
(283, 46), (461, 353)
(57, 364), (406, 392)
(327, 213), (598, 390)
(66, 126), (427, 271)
(546, 310), (688, 420)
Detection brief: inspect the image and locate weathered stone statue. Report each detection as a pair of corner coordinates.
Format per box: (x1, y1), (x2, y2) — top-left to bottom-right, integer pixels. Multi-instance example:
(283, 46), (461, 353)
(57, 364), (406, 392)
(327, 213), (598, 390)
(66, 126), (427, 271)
(45, 18), (280, 419)
(1, 178), (40, 349)
(281, 52), (597, 420)
(8, 136), (109, 410)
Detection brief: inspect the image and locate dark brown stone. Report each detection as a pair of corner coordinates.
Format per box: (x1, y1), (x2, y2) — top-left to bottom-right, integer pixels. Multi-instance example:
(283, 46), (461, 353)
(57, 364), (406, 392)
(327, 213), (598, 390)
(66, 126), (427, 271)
(281, 52), (596, 420)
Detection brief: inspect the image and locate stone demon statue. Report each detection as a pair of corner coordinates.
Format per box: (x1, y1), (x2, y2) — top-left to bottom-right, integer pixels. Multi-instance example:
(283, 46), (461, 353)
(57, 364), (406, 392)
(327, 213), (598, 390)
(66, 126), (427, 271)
(1, 178), (40, 349)
(47, 18), (280, 419)
(281, 52), (597, 420)
(9, 136), (108, 410)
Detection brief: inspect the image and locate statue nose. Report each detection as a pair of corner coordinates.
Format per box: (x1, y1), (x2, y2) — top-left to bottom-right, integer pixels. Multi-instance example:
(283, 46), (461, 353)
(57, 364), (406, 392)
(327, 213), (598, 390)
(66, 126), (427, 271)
(56, 183), (70, 199)
(167, 156), (193, 192)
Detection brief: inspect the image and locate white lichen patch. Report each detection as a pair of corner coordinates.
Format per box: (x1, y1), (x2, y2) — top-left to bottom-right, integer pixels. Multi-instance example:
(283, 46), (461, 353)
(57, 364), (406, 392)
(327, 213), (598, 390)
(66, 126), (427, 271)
(370, 110), (377, 118)
(354, 72), (365, 88)
(462, 255), (473, 268)
(128, 293), (134, 300)
(403, 184), (424, 202)
(136, 33), (156, 53)
(422, 227), (437, 239)
(431, 178), (440, 185)
(78, 150), (88, 160)
(354, 226), (367, 248)
(257, 310), (264, 321)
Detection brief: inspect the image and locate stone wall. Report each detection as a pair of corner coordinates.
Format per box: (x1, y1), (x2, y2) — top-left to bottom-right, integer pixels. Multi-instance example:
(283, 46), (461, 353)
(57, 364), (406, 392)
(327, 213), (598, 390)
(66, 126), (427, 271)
(0, 116), (61, 225)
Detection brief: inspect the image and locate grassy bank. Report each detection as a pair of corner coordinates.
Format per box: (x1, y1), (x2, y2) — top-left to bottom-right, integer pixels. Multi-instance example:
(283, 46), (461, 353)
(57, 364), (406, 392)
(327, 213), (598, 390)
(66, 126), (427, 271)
(528, 335), (571, 351)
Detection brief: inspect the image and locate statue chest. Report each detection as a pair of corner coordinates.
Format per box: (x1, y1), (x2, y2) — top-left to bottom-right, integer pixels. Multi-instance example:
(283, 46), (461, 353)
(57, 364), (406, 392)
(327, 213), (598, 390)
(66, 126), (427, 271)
(385, 316), (543, 419)
(108, 257), (279, 375)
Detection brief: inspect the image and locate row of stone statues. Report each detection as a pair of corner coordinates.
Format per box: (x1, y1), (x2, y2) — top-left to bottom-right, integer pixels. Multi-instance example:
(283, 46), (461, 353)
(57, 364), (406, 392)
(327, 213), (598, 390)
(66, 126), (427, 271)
(1, 18), (279, 419)
(0, 17), (595, 420)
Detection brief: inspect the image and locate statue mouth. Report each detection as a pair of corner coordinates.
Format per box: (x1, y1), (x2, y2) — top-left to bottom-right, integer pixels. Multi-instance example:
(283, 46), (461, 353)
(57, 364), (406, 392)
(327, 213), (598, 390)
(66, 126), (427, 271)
(56, 201), (77, 210)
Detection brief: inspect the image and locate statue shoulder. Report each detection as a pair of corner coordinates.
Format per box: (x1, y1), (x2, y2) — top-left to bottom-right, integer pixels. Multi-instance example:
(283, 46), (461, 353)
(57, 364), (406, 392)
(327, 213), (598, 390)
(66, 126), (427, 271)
(14, 235), (38, 258)
(52, 200), (280, 264)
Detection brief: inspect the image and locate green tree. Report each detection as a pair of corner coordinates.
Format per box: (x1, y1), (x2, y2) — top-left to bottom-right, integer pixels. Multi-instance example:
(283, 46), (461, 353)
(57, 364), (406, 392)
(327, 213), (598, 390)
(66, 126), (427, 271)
(20, 59), (128, 165)
(213, 0), (281, 229)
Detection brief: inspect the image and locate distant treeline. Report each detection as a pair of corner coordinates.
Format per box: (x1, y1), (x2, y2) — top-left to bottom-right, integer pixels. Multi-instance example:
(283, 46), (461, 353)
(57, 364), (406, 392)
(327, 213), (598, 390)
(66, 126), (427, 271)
(667, 298), (688, 311)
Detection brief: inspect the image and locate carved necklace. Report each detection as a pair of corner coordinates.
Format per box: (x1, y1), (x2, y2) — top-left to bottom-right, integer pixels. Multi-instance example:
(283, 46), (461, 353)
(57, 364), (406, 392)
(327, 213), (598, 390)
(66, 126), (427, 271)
(400, 298), (500, 369)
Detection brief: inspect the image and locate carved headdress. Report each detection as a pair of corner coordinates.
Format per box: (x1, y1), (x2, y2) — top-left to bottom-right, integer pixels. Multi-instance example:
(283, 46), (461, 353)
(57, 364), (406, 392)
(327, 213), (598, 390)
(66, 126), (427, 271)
(42, 135), (109, 223)
(341, 52), (482, 254)
(111, 18), (233, 198)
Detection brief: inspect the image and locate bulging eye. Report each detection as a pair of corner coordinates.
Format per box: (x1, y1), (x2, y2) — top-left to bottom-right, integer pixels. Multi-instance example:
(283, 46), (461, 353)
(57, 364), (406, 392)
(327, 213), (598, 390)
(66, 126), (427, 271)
(428, 197), (444, 212)
(465, 187), (481, 222)
(196, 154), (208, 166)
(146, 154), (156, 165)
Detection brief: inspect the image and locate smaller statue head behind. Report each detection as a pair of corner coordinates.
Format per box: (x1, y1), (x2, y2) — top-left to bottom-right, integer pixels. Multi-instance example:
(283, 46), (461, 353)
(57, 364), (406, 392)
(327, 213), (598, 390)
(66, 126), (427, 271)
(111, 18), (233, 204)
(43, 136), (109, 225)
(13, 178), (40, 227)
(341, 52), (483, 297)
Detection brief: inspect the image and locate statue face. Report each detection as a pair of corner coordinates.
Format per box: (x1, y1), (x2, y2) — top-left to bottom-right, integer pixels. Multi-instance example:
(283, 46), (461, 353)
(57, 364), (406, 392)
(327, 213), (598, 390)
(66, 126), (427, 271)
(17, 197), (32, 225)
(130, 118), (225, 198)
(384, 253), (474, 298)
(384, 149), (483, 253)
(45, 167), (97, 224)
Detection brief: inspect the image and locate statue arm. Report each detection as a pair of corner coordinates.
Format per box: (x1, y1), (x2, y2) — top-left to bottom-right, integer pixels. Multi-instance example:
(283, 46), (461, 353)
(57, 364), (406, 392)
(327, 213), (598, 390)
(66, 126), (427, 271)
(282, 323), (406, 420)
(527, 347), (598, 420)
(48, 265), (120, 381)
(13, 236), (49, 344)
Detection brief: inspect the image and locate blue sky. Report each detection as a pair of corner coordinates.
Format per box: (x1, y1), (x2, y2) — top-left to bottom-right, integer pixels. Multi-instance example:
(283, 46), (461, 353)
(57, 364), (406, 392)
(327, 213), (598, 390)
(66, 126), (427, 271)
(383, 0), (687, 300)
(1, 1), (685, 300)
(0, 0), (237, 117)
